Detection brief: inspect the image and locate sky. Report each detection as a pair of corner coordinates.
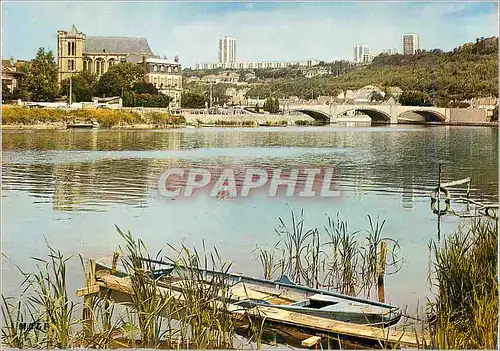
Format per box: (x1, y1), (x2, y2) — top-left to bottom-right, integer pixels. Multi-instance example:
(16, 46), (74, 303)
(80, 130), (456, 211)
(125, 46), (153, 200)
(1, 1), (499, 68)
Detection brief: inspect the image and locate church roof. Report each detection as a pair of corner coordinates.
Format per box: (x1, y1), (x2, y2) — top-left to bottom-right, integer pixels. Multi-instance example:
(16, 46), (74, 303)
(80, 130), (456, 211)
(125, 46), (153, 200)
(84, 36), (154, 55)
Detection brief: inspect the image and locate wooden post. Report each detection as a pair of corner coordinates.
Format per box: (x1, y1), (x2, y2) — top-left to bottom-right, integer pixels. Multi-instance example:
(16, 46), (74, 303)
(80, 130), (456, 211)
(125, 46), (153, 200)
(437, 163), (442, 241)
(377, 241), (387, 303)
(83, 259), (96, 339)
(111, 252), (120, 275)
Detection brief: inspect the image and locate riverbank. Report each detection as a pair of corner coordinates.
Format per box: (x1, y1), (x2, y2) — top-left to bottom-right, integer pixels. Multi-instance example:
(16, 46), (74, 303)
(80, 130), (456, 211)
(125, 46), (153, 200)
(1, 106), (186, 128)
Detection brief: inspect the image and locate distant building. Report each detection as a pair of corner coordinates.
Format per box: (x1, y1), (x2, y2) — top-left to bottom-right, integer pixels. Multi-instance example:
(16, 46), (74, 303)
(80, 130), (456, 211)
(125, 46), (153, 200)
(303, 67), (330, 78)
(402, 33), (419, 55)
(145, 57), (182, 108)
(353, 44), (372, 63)
(194, 59), (320, 70)
(56, 25), (182, 108)
(382, 48), (398, 55)
(2, 59), (26, 92)
(219, 36), (236, 65)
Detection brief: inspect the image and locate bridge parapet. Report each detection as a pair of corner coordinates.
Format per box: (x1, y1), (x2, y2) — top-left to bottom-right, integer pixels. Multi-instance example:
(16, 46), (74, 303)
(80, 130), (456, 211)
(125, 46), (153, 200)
(285, 103), (451, 123)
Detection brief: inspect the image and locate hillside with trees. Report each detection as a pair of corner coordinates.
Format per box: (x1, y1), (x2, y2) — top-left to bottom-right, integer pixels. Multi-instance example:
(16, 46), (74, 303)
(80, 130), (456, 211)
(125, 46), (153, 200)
(241, 37), (498, 107)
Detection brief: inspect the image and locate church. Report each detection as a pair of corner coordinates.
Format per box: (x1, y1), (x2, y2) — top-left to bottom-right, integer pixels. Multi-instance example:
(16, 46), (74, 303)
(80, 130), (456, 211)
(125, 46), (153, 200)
(57, 25), (182, 108)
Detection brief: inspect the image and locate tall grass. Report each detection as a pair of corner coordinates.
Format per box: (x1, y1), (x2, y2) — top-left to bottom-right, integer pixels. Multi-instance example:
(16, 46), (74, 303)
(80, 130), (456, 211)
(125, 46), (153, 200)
(1, 106), (185, 127)
(1, 241), (77, 348)
(428, 218), (498, 349)
(166, 243), (236, 349)
(256, 210), (401, 298)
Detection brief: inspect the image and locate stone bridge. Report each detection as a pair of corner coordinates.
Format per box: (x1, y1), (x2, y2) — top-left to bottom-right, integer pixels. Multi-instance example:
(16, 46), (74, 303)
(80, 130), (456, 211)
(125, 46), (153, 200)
(285, 103), (450, 124)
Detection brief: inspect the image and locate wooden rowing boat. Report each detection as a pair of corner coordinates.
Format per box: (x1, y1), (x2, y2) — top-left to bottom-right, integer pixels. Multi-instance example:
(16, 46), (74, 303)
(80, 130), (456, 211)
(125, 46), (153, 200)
(143, 258), (402, 328)
(79, 257), (427, 348)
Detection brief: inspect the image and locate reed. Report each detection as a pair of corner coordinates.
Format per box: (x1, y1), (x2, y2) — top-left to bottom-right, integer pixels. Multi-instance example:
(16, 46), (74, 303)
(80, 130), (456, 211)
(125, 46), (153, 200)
(1, 295), (45, 348)
(165, 243), (236, 349)
(1, 106), (185, 127)
(256, 210), (401, 298)
(427, 218), (498, 349)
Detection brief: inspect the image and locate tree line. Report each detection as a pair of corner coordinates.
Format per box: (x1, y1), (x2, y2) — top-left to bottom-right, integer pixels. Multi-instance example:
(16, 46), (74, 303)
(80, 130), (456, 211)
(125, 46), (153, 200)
(244, 37), (498, 107)
(2, 47), (172, 108)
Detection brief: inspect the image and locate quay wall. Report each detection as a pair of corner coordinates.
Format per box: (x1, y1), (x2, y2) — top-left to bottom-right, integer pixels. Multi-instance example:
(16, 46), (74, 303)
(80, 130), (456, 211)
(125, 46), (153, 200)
(182, 113), (315, 125)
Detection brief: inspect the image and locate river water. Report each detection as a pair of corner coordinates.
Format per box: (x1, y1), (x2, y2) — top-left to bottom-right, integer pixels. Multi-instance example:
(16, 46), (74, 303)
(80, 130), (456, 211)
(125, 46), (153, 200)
(1, 126), (498, 314)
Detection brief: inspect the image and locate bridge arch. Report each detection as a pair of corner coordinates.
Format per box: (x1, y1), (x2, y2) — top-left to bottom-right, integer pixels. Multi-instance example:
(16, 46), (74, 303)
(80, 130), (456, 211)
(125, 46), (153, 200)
(293, 109), (330, 122)
(337, 108), (391, 124)
(397, 110), (446, 123)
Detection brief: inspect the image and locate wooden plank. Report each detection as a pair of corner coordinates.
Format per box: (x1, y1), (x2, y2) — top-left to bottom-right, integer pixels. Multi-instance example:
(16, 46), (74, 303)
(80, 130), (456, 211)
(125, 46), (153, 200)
(441, 177), (471, 188)
(83, 259), (96, 338)
(302, 335), (322, 347)
(244, 305), (427, 348)
(111, 252), (120, 274)
(377, 241), (387, 303)
(76, 284), (100, 297)
(91, 267), (428, 348)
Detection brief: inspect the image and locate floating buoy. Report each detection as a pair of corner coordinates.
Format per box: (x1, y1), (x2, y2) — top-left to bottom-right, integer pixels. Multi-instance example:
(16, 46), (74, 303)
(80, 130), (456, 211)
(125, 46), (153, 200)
(431, 198), (451, 215)
(430, 186), (451, 215)
(430, 186), (451, 202)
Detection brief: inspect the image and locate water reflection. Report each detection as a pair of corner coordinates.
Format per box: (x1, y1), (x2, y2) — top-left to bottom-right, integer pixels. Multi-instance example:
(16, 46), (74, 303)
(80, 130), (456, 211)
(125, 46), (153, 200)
(2, 127), (497, 212)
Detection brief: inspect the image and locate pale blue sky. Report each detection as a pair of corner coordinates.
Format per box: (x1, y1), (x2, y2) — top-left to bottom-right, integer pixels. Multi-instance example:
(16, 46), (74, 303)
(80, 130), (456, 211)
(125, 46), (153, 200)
(1, 1), (498, 68)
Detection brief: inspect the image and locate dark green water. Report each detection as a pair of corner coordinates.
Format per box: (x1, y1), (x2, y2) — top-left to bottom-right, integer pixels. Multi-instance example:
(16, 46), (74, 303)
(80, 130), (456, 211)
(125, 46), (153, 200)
(1, 126), (498, 313)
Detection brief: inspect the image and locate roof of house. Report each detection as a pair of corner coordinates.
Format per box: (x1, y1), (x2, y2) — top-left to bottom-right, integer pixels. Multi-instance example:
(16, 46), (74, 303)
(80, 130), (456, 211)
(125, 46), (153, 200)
(84, 36), (154, 55)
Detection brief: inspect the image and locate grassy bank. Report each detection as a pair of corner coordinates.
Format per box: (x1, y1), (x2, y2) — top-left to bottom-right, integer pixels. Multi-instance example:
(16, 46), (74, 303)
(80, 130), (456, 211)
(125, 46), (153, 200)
(428, 218), (498, 349)
(1, 106), (185, 128)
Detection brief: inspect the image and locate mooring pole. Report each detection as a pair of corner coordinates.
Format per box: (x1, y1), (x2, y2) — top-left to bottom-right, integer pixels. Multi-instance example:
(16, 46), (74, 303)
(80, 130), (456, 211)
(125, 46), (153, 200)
(83, 259), (96, 338)
(377, 241), (388, 303)
(437, 163), (442, 241)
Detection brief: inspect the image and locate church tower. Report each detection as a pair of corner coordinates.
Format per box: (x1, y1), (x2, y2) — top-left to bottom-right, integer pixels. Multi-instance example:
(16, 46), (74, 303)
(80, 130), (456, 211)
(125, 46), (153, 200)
(57, 25), (85, 84)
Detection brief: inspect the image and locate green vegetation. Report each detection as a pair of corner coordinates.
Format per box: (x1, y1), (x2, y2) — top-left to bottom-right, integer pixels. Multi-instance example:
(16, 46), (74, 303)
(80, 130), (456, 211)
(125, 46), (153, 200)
(398, 91), (433, 106)
(60, 71), (98, 103)
(1, 211), (497, 348)
(255, 211), (400, 297)
(263, 97), (280, 113)
(428, 218), (497, 349)
(1, 106), (185, 128)
(4, 48), (172, 108)
(244, 37), (498, 106)
(294, 119), (324, 126)
(214, 120), (256, 126)
(1, 229), (256, 349)
(25, 48), (59, 102)
(181, 91), (206, 108)
(181, 82), (235, 108)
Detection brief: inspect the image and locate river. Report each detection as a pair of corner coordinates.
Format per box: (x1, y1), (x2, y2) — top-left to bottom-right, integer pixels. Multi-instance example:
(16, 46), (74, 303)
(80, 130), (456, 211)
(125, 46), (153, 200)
(1, 125), (498, 314)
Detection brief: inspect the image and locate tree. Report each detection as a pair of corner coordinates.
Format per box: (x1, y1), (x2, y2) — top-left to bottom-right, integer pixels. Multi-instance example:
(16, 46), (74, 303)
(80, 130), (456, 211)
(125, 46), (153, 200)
(181, 91), (206, 108)
(398, 91), (433, 106)
(60, 71), (98, 102)
(491, 105), (498, 122)
(132, 82), (158, 94)
(96, 63), (145, 97)
(370, 91), (384, 102)
(264, 97), (280, 113)
(25, 47), (58, 102)
(123, 92), (171, 108)
(2, 81), (13, 102)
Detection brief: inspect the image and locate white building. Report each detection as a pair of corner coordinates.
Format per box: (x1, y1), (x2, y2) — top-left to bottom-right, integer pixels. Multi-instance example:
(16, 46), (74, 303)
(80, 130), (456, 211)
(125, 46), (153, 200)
(402, 33), (419, 55)
(194, 59), (320, 70)
(353, 44), (371, 63)
(144, 57), (182, 109)
(219, 36), (236, 65)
